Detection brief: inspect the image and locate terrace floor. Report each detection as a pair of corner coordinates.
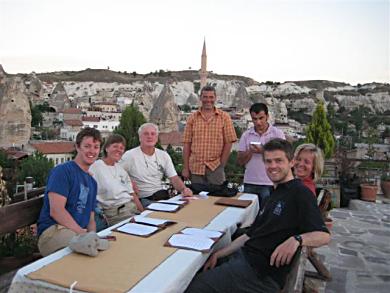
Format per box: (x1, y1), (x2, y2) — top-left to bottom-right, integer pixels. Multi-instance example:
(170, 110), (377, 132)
(311, 196), (390, 293)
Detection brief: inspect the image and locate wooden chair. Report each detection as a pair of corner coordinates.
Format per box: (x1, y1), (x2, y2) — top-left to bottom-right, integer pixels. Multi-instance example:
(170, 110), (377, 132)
(281, 246), (308, 293)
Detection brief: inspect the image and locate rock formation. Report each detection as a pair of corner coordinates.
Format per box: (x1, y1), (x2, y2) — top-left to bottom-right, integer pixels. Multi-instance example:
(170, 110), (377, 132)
(231, 83), (252, 109)
(0, 65), (32, 148)
(50, 82), (70, 112)
(149, 84), (180, 132)
(186, 92), (199, 106)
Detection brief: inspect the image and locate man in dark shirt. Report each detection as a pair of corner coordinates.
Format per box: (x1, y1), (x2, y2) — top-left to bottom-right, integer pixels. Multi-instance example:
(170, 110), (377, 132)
(185, 138), (330, 292)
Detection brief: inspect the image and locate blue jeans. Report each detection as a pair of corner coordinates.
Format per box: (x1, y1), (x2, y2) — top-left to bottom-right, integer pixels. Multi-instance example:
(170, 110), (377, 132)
(244, 183), (273, 209)
(185, 249), (280, 293)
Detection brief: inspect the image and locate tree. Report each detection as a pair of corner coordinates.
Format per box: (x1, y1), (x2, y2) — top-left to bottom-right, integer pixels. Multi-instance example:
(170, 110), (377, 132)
(17, 152), (54, 187)
(30, 103), (43, 127)
(114, 105), (146, 150)
(181, 104), (192, 113)
(225, 151), (244, 184)
(166, 144), (183, 174)
(326, 102), (336, 132)
(234, 125), (243, 139)
(0, 150), (14, 169)
(305, 101), (335, 158)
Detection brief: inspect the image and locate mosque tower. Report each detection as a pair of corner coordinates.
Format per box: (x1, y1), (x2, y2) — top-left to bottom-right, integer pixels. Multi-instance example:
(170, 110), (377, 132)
(200, 38), (208, 90)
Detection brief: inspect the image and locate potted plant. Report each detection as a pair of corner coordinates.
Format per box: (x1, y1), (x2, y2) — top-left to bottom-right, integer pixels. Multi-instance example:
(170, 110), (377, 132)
(380, 172), (390, 199)
(360, 179), (378, 202)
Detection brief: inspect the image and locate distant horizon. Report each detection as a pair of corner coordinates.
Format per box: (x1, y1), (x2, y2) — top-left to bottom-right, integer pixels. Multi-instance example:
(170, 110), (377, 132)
(2, 65), (388, 87)
(1, 0), (389, 85)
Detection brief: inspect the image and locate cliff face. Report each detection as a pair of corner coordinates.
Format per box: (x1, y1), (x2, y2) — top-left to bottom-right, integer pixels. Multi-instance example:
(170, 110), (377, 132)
(0, 67), (31, 148)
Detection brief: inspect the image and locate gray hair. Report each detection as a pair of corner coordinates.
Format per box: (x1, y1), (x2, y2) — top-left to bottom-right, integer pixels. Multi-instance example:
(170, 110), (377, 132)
(138, 123), (159, 136)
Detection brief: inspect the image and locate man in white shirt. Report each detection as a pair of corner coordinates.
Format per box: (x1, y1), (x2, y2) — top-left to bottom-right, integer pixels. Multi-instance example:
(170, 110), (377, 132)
(120, 123), (193, 207)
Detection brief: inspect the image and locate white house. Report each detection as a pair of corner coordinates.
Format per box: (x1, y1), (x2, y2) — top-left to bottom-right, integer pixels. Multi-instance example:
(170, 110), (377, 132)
(31, 141), (75, 166)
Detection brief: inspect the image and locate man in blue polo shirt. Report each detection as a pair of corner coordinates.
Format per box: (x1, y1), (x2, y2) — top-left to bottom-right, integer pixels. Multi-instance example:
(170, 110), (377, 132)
(37, 127), (102, 256)
(186, 139), (330, 292)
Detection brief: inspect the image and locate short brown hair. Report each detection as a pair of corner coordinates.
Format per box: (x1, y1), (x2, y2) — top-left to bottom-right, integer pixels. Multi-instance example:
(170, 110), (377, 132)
(75, 127), (102, 147)
(263, 138), (294, 161)
(103, 134), (126, 156)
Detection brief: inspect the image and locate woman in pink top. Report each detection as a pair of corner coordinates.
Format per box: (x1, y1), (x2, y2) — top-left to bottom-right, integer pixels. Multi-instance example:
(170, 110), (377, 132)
(293, 143), (324, 196)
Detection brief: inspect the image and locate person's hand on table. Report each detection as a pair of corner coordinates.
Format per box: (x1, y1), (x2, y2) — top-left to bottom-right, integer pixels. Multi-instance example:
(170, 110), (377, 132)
(182, 187), (193, 197)
(203, 252), (219, 271)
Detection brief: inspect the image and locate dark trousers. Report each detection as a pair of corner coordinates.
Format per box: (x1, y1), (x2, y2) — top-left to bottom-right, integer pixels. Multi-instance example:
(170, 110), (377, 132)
(185, 250), (280, 293)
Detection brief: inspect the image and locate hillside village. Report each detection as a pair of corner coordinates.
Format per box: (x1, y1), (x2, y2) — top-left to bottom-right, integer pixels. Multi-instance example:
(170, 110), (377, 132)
(0, 59), (390, 196)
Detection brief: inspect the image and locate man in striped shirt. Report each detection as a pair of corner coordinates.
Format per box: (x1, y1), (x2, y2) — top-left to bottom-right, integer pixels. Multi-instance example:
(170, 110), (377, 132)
(182, 85), (237, 185)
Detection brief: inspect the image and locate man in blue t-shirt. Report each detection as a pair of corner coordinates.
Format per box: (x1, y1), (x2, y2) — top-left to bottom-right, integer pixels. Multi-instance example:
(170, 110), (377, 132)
(185, 139), (330, 293)
(37, 127), (103, 256)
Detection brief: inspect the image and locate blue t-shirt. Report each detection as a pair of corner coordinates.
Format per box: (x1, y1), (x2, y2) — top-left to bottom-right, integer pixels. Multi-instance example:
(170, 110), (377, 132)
(37, 161), (97, 236)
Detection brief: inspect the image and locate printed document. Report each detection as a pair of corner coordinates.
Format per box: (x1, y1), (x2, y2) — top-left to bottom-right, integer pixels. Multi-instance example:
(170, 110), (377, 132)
(168, 234), (214, 251)
(181, 228), (222, 238)
(133, 216), (171, 227)
(147, 203), (180, 212)
(117, 223), (158, 236)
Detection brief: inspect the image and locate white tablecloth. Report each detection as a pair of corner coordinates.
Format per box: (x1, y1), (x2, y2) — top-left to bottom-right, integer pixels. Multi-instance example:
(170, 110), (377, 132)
(9, 193), (259, 293)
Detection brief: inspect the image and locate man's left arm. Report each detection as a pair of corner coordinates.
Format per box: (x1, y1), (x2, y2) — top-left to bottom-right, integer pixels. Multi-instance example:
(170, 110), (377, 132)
(220, 113), (237, 166)
(87, 211), (96, 232)
(270, 231), (330, 267)
(220, 142), (233, 167)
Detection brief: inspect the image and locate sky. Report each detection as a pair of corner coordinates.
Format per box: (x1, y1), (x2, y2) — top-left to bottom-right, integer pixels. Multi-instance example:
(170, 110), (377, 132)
(0, 0), (389, 85)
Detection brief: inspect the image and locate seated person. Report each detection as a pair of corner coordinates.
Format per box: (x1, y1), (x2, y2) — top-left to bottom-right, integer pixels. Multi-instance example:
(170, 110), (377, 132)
(293, 143), (324, 196)
(89, 134), (144, 230)
(185, 138), (330, 293)
(120, 123), (192, 208)
(37, 128), (102, 257)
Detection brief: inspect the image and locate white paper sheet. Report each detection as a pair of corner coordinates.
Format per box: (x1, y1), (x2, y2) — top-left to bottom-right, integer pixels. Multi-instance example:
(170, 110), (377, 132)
(239, 193), (258, 200)
(117, 223), (158, 236)
(147, 203), (180, 212)
(181, 228), (222, 239)
(197, 191), (209, 199)
(158, 200), (186, 205)
(168, 234), (214, 251)
(133, 216), (171, 226)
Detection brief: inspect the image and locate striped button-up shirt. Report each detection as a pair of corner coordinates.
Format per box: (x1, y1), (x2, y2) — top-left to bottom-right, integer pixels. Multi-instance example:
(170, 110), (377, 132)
(183, 108), (237, 175)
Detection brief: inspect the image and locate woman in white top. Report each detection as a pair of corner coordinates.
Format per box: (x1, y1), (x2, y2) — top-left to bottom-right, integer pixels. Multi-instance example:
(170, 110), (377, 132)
(90, 134), (143, 230)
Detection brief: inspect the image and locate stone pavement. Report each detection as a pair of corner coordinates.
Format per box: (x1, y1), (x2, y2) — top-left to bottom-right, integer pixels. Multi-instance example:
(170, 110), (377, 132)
(310, 197), (390, 293)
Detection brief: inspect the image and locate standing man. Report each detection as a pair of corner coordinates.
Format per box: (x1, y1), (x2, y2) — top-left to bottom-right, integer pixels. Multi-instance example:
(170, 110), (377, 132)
(182, 85), (237, 185)
(185, 139), (330, 293)
(121, 123), (192, 208)
(37, 127), (102, 257)
(237, 103), (285, 207)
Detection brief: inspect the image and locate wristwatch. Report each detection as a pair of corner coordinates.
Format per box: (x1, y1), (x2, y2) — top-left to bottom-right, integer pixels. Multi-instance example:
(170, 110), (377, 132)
(294, 235), (303, 246)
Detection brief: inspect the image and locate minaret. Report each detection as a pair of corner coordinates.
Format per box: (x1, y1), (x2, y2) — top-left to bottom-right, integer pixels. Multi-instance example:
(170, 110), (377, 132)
(200, 38), (208, 90)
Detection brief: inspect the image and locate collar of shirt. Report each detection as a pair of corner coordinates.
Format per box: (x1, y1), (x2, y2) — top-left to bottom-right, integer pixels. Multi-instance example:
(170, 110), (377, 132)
(249, 124), (272, 136)
(195, 107), (222, 119)
(274, 178), (301, 191)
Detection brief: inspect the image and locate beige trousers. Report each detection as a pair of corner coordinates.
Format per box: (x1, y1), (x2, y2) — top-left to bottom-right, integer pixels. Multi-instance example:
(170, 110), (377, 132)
(38, 224), (77, 257)
(103, 201), (139, 226)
